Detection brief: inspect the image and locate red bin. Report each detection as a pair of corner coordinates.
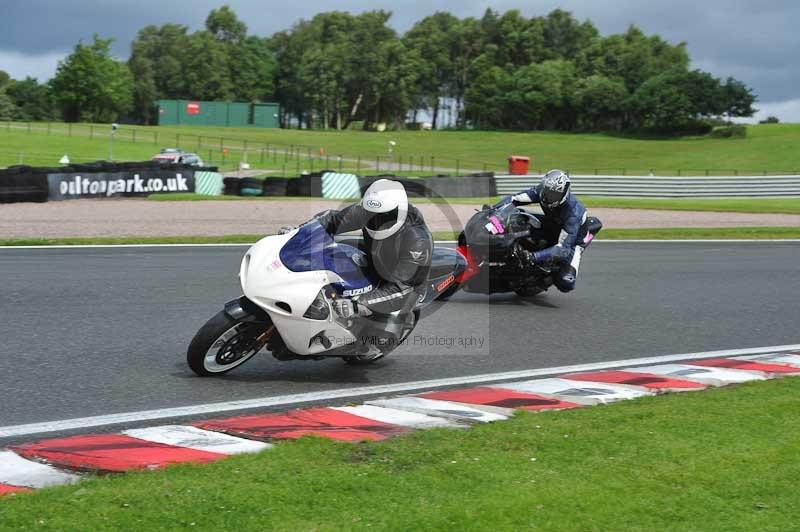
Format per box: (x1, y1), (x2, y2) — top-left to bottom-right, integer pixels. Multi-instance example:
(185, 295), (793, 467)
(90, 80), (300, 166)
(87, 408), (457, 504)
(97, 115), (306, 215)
(507, 155), (530, 175)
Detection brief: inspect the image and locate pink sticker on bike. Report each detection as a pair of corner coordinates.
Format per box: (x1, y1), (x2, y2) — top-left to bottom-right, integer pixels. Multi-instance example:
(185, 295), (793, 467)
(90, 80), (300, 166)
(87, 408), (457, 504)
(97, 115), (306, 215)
(487, 215), (505, 235)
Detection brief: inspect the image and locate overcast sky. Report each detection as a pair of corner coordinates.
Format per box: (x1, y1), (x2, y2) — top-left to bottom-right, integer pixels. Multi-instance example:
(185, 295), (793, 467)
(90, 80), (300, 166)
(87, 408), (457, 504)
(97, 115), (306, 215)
(1, 0), (798, 121)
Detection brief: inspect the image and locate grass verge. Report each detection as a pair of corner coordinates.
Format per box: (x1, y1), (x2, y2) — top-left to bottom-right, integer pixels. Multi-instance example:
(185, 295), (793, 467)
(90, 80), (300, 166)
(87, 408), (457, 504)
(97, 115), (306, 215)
(0, 235), (261, 246)
(1, 227), (799, 247)
(582, 197), (800, 215)
(1, 378), (798, 531)
(146, 193), (503, 203)
(146, 194), (800, 216)
(597, 226), (800, 240)
(5, 121), (800, 175)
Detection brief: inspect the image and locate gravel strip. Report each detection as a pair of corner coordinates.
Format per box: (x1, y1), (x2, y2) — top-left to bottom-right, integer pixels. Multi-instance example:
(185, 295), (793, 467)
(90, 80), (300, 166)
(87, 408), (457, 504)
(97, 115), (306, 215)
(1, 199), (798, 239)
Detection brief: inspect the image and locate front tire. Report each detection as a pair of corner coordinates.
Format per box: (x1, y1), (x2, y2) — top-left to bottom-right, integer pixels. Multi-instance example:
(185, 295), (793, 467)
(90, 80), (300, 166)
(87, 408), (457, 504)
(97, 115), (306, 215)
(187, 311), (272, 376)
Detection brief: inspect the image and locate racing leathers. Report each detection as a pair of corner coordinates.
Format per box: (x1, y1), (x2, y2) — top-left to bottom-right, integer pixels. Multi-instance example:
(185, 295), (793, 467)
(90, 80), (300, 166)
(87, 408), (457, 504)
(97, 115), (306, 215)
(510, 185), (602, 292)
(315, 204), (433, 314)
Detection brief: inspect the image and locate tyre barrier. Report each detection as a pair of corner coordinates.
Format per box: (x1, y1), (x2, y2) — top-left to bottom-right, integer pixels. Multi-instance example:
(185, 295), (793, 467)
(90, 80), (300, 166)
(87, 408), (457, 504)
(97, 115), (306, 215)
(0, 161), (220, 203)
(262, 178), (289, 197)
(358, 175), (429, 198)
(239, 178), (264, 197)
(0, 173), (48, 204)
(223, 177), (241, 196)
(288, 175), (323, 197)
(240, 172), (498, 200)
(195, 171), (224, 196)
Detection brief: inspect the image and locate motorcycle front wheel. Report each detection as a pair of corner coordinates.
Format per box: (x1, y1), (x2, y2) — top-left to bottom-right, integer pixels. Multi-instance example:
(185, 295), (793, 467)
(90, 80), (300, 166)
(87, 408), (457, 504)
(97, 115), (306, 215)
(187, 311), (273, 376)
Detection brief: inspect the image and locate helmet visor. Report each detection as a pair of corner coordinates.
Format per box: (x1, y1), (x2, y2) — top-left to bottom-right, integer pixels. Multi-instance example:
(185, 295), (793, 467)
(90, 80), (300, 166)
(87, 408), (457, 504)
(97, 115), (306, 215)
(541, 187), (565, 208)
(366, 207), (399, 232)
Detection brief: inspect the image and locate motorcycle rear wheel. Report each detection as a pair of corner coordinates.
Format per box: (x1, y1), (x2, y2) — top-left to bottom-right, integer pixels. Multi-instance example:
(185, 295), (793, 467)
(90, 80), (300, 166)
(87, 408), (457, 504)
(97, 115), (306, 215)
(187, 311), (272, 376)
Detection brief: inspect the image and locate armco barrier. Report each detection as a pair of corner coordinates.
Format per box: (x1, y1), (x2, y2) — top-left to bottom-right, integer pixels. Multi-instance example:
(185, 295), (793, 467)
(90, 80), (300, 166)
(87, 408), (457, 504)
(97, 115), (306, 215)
(495, 174), (800, 198)
(425, 174), (496, 198)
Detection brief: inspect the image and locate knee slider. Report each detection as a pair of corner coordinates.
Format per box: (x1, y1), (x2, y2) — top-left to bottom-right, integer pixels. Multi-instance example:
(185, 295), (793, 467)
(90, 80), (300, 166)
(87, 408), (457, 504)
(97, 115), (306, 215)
(586, 216), (603, 235)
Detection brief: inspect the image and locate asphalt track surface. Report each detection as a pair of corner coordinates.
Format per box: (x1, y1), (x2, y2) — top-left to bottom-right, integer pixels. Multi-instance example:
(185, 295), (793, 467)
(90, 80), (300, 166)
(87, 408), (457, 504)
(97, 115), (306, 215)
(1, 242), (797, 435)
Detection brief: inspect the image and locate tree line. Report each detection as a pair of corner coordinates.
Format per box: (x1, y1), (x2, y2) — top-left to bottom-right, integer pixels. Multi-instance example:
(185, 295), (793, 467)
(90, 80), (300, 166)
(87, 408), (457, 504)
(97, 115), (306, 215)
(0, 6), (757, 133)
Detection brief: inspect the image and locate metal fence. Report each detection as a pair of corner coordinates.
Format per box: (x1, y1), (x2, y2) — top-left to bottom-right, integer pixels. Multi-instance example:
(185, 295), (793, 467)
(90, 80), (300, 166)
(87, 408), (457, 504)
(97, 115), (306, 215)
(495, 174), (800, 197)
(2, 120), (798, 181)
(0, 120), (504, 176)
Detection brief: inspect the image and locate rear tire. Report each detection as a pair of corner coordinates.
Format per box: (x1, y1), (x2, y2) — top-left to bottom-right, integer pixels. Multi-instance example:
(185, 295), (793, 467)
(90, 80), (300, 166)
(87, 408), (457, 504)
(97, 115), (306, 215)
(187, 311), (272, 376)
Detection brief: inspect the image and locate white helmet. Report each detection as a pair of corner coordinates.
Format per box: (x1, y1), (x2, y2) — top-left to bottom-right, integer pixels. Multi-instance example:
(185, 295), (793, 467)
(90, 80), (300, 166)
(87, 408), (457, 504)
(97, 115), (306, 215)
(362, 179), (408, 240)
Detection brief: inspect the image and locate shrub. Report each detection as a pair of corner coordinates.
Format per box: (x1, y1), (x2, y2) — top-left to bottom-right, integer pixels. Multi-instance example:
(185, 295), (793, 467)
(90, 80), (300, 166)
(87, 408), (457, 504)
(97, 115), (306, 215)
(709, 125), (747, 138)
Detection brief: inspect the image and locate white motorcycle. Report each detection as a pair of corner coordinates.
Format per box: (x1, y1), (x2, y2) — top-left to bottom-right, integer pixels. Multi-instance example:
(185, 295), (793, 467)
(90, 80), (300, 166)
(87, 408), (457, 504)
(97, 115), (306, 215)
(187, 221), (465, 376)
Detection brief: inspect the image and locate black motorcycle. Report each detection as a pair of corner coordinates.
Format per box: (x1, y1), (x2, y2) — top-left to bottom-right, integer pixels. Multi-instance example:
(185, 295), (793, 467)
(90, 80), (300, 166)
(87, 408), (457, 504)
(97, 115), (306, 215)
(453, 199), (568, 297)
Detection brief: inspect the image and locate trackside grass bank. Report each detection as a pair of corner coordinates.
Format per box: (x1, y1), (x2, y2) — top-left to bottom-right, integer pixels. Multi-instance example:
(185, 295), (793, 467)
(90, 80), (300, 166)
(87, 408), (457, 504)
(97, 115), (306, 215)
(146, 194), (800, 216)
(1, 227), (799, 247)
(593, 226), (800, 240)
(1, 378), (798, 531)
(581, 197), (800, 215)
(3, 122), (800, 175)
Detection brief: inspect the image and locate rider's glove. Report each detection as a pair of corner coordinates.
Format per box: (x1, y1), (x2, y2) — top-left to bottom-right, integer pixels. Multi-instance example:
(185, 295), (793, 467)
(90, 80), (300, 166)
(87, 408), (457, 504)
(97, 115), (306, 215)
(333, 298), (373, 318)
(278, 225), (297, 235)
(510, 192), (533, 206)
(517, 247), (535, 264)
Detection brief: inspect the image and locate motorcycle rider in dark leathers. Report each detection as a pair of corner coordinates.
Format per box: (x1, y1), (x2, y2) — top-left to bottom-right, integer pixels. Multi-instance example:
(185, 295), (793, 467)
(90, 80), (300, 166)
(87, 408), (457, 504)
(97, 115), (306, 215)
(312, 179), (433, 317)
(506, 169), (602, 293)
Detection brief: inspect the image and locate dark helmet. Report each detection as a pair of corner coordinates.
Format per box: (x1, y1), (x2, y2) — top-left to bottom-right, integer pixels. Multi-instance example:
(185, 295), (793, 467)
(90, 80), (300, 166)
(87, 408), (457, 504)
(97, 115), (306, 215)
(540, 169), (571, 209)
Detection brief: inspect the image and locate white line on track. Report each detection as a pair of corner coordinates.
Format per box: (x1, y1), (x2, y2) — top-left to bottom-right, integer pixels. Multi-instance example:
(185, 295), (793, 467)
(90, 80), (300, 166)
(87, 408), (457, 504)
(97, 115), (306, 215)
(1, 239), (799, 250)
(1, 343), (797, 439)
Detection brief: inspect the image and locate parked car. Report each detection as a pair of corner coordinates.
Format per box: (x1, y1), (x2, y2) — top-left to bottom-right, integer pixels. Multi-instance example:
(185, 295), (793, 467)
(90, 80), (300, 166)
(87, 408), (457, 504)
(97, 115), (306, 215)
(152, 149), (205, 167)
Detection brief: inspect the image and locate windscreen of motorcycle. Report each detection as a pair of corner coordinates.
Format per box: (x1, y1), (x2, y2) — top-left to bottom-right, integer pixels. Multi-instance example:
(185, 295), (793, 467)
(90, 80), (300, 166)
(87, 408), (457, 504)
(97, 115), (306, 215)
(280, 222), (376, 295)
(464, 205), (516, 260)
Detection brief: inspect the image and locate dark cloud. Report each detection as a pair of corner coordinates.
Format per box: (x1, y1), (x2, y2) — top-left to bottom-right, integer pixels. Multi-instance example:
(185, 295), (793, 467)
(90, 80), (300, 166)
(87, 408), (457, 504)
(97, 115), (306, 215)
(1, 0), (798, 104)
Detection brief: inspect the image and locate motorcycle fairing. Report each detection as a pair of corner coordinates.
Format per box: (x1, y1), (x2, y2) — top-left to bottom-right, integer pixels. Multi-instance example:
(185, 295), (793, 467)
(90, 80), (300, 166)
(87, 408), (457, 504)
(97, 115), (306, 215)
(416, 247), (468, 306)
(241, 230), (360, 356)
(241, 222), (462, 357)
(280, 222), (375, 296)
(458, 201), (553, 294)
